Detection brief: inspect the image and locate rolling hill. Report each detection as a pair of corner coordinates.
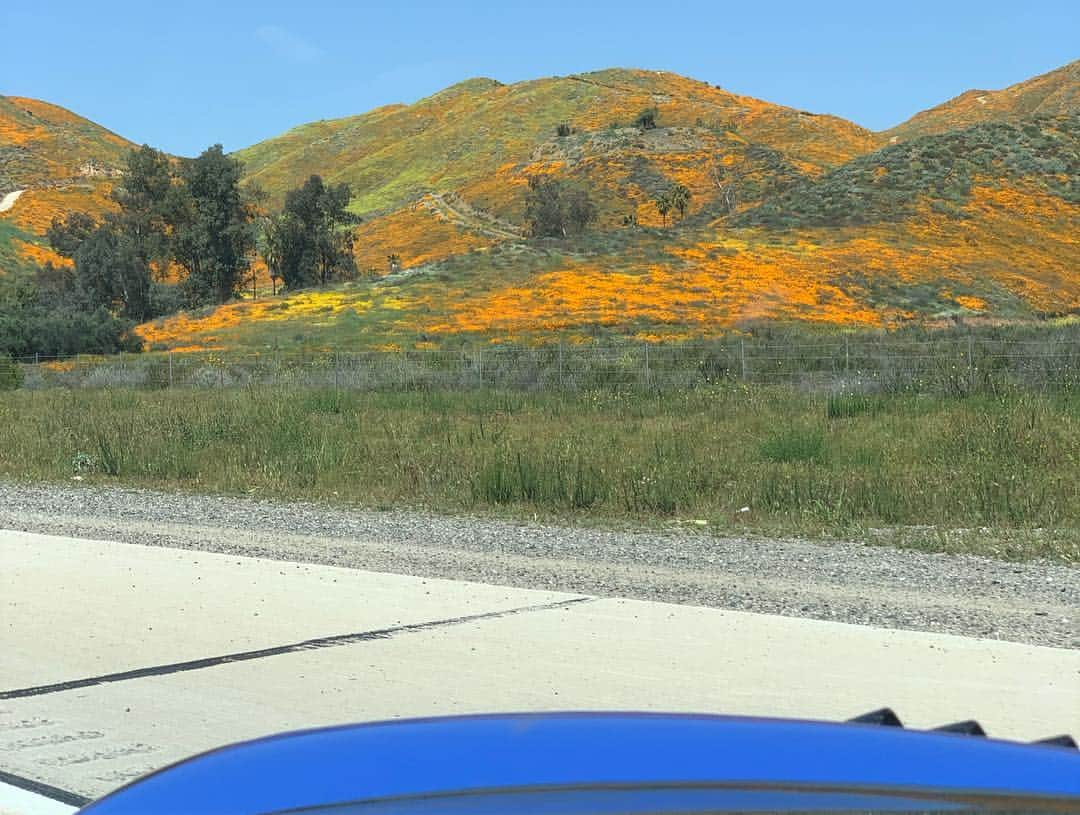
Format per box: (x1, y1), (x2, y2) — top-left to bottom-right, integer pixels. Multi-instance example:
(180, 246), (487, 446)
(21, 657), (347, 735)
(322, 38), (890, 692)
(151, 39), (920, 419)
(886, 60), (1079, 141)
(3, 62), (1079, 351)
(235, 69), (882, 217)
(0, 96), (134, 270)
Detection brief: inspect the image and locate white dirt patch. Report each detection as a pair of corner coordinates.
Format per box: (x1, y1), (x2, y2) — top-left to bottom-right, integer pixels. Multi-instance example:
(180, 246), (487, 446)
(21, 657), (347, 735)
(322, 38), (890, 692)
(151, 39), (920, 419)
(0, 189), (26, 213)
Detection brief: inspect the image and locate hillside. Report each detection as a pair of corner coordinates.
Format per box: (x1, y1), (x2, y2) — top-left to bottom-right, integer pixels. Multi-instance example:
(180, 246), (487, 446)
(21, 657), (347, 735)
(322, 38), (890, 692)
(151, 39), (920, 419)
(742, 114), (1079, 227)
(235, 69), (882, 220)
(142, 110), (1080, 349)
(886, 60), (1079, 141)
(0, 95), (134, 271)
(3, 63), (1079, 352)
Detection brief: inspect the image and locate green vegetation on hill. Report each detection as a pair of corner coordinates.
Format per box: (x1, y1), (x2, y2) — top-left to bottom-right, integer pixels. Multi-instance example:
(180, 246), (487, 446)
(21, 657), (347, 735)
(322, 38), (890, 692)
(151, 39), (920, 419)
(4, 61), (1079, 351)
(0, 219), (34, 272)
(234, 68), (880, 219)
(0, 270), (140, 357)
(0, 95), (132, 190)
(886, 60), (1079, 141)
(740, 114), (1079, 228)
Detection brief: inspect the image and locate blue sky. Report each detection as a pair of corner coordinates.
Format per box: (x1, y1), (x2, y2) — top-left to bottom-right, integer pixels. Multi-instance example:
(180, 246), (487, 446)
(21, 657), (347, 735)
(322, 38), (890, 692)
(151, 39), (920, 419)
(3, 0), (1076, 156)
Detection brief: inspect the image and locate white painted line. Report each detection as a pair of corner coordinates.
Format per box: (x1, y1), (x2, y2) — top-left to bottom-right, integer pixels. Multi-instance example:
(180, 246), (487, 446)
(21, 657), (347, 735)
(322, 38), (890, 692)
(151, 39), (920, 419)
(0, 782), (75, 815)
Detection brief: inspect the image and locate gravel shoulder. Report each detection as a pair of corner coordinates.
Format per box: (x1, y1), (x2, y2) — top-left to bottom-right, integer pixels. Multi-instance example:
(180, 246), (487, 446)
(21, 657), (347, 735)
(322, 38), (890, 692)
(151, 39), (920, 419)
(1, 481), (1076, 649)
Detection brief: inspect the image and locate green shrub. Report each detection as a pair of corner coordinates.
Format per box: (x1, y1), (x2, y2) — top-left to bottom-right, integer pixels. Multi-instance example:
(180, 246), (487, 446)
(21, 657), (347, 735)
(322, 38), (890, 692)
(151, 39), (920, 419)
(826, 392), (879, 419)
(0, 354), (24, 390)
(635, 108), (659, 130)
(569, 458), (607, 509)
(475, 456), (516, 504)
(760, 427), (828, 463)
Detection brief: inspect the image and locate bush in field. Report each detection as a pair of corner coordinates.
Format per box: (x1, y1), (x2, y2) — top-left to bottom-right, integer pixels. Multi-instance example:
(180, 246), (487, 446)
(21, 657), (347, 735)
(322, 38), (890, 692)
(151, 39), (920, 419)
(759, 427), (828, 463)
(0, 354), (24, 390)
(825, 392), (880, 419)
(635, 107), (659, 130)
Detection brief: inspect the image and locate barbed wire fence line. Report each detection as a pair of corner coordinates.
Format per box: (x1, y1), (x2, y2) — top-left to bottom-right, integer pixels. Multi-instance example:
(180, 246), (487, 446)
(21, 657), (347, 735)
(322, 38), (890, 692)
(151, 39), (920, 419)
(12, 335), (1080, 394)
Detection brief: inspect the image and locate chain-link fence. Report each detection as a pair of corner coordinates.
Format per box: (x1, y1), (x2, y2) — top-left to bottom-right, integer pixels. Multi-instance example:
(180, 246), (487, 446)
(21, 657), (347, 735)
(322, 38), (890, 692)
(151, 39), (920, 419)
(11, 335), (1080, 394)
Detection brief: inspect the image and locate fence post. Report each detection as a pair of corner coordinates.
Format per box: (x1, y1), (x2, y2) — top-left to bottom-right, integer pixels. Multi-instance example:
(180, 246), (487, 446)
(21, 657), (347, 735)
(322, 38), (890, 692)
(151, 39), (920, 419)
(740, 338), (748, 382)
(477, 348), (484, 389)
(844, 336), (850, 376)
(168, 351), (174, 389)
(34, 352), (39, 367)
(558, 341), (564, 390)
(334, 351), (340, 392)
(643, 342), (650, 388)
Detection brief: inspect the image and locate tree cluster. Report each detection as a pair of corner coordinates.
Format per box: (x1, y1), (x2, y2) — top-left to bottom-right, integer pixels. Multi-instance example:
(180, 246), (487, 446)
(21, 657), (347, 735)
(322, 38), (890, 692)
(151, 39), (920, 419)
(655, 184), (691, 226)
(0, 270), (141, 358)
(523, 176), (597, 238)
(48, 144), (258, 319)
(262, 175), (357, 291)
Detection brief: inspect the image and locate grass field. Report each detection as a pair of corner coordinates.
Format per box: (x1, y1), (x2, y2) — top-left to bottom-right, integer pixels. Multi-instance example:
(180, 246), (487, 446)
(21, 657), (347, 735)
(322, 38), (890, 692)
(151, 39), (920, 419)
(1, 385), (1077, 563)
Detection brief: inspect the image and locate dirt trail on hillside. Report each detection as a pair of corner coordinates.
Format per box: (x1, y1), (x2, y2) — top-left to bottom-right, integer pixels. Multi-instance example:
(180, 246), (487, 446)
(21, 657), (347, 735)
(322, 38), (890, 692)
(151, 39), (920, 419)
(421, 192), (525, 241)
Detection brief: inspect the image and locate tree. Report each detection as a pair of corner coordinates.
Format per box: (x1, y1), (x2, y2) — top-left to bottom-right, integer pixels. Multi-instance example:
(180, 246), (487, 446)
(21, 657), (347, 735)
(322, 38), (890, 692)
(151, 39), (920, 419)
(524, 177), (597, 238)
(524, 176), (565, 237)
(311, 181), (356, 285)
(556, 123), (573, 138)
(264, 175), (357, 290)
(655, 185), (691, 226)
(261, 212), (293, 292)
(172, 145), (258, 305)
(670, 184), (692, 219)
(111, 144), (177, 280)
(565, 186), (598, 234)
(655, 192), (673, 227)
(46, 212), (96, 257)
(710, 160), (741, 214)
(635, 107), (659, 130)
(48, 213), (152, 321)
(50, 145), (180, 319)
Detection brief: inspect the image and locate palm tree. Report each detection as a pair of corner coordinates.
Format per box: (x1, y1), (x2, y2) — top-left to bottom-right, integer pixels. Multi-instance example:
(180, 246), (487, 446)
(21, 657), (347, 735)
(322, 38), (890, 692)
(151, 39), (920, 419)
(671, 185), (691, 220)
(655, 193), (673, 227)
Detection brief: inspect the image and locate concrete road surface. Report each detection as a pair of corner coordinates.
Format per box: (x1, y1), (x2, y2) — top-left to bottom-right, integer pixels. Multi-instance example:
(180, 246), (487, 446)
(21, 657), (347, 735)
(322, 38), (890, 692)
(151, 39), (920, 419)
(2, 529), (1078, 807)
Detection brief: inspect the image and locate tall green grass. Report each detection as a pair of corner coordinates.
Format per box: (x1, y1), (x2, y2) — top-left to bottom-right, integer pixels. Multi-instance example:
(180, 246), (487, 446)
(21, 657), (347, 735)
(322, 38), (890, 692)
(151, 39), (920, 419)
(1, 385), (1077, 562)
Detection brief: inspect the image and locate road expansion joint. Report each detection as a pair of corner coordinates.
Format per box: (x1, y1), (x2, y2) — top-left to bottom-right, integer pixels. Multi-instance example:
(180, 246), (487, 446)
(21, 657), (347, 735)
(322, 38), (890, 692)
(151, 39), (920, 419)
(0, 597), (595, 702)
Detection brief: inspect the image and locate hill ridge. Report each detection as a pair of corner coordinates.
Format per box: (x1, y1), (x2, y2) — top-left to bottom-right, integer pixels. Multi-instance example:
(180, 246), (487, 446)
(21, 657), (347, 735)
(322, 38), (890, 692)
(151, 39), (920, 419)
(3, 62), (1078, 346)
(886, 59), (1079, 139)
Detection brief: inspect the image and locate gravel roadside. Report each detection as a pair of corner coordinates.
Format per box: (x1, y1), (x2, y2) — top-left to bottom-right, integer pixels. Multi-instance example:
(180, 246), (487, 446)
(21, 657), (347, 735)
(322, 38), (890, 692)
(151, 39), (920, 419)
(1, 481), (1076, 649)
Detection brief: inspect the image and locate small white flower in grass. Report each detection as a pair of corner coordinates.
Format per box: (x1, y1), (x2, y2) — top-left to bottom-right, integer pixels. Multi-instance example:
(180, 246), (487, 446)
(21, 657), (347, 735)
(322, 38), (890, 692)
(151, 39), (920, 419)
(738, 506), (751, 514)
